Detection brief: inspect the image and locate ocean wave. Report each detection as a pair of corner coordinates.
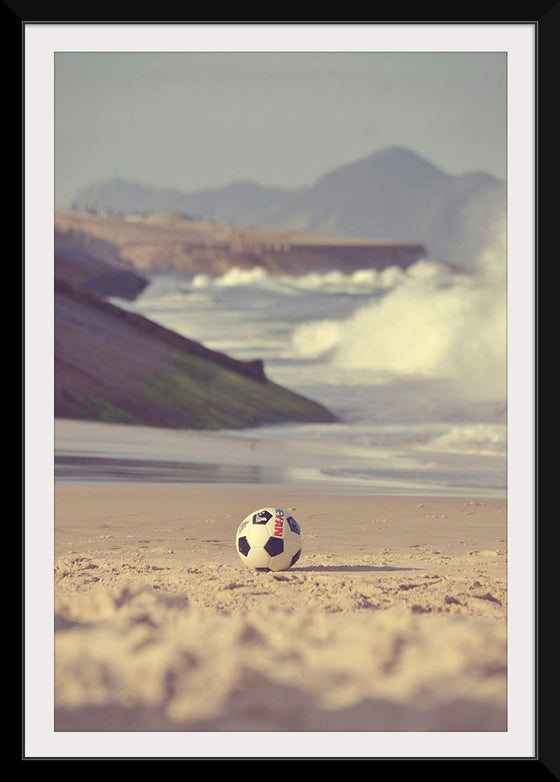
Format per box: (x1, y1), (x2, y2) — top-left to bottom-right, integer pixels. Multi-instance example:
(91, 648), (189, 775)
(189, 260), (454, 296)
(290, 224), (507, 404)
(418, 424), (507, 456)
(119, 220), (507, 415)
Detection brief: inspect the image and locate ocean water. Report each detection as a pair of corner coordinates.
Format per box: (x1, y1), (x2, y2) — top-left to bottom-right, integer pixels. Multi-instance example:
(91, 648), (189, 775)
(108, 235), (507, 497)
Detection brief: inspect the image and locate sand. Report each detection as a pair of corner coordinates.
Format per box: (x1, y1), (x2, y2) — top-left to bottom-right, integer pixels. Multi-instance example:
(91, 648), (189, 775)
(53, 483), (507, 735)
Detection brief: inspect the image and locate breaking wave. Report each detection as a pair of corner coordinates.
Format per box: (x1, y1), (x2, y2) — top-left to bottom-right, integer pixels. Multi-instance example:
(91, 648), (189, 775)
(418, 423), (507, 456)
(111, 228), (508, 494)
(190, 261), (452, 296)
(291, 221), (507, 403)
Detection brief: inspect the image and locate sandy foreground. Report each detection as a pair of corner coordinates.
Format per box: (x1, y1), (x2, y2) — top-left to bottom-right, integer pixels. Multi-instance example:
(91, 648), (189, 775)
(53, 482), (507, 734)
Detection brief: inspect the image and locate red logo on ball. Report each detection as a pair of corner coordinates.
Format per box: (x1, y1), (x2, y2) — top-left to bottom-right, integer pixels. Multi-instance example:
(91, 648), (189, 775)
(274, 510), (284, 537)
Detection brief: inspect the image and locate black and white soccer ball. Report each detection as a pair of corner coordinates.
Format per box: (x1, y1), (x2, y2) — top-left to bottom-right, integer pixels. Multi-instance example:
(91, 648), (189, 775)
(235, 507), (303, 572)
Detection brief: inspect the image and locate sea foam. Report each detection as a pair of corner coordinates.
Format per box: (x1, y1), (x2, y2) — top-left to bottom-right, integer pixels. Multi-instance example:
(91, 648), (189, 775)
(291, 220), (507, 403)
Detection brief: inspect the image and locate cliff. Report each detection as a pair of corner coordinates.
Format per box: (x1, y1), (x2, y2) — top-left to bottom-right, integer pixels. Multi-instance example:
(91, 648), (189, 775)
(54, 210), (426, 277)
(55, 279), (338, 430)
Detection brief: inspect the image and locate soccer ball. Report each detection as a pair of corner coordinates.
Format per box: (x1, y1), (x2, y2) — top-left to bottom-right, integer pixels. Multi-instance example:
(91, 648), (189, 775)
(235, 507), (303, 572)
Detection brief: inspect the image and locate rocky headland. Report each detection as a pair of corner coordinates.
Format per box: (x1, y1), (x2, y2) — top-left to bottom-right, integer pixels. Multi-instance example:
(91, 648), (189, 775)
(54, 210), (426, 278)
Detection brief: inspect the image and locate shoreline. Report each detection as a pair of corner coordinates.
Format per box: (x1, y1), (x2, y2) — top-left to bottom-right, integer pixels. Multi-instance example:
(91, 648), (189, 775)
(54, 418), (507, 498)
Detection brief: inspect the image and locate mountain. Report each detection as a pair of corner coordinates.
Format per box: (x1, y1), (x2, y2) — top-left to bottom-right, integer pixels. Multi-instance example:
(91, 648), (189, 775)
(261, 147), (505, 267)
(71, 177), (292, 224)
(69, 178), (198, 219)
(71, 147), (506, 268)
(55, 279), (338, 429)
(163, 181), (292, 225)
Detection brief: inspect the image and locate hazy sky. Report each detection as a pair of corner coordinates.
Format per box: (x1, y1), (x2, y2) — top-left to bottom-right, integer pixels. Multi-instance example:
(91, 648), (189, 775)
(54, 51), (507, 207)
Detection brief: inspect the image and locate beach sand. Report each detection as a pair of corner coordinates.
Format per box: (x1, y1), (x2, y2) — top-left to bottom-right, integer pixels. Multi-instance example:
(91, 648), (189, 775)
(54, 483), (507, 733)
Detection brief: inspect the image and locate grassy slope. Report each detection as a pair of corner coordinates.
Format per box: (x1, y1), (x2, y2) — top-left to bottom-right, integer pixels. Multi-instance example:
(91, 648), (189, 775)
(138, 353), (336, 430)
(55, 282), (338, 430)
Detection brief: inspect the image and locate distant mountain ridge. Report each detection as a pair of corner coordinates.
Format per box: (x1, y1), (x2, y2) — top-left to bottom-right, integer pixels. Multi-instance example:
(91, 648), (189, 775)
(71, 147), (506, 268)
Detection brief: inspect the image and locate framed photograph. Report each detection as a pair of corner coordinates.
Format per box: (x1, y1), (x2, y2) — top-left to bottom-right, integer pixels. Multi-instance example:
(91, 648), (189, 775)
(23, 20), (536, 762)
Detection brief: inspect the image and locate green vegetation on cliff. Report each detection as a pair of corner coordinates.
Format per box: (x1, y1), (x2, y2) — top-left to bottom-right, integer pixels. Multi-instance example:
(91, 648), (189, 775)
(138, 353), (336, 430)
(55, 280), (338, 430)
